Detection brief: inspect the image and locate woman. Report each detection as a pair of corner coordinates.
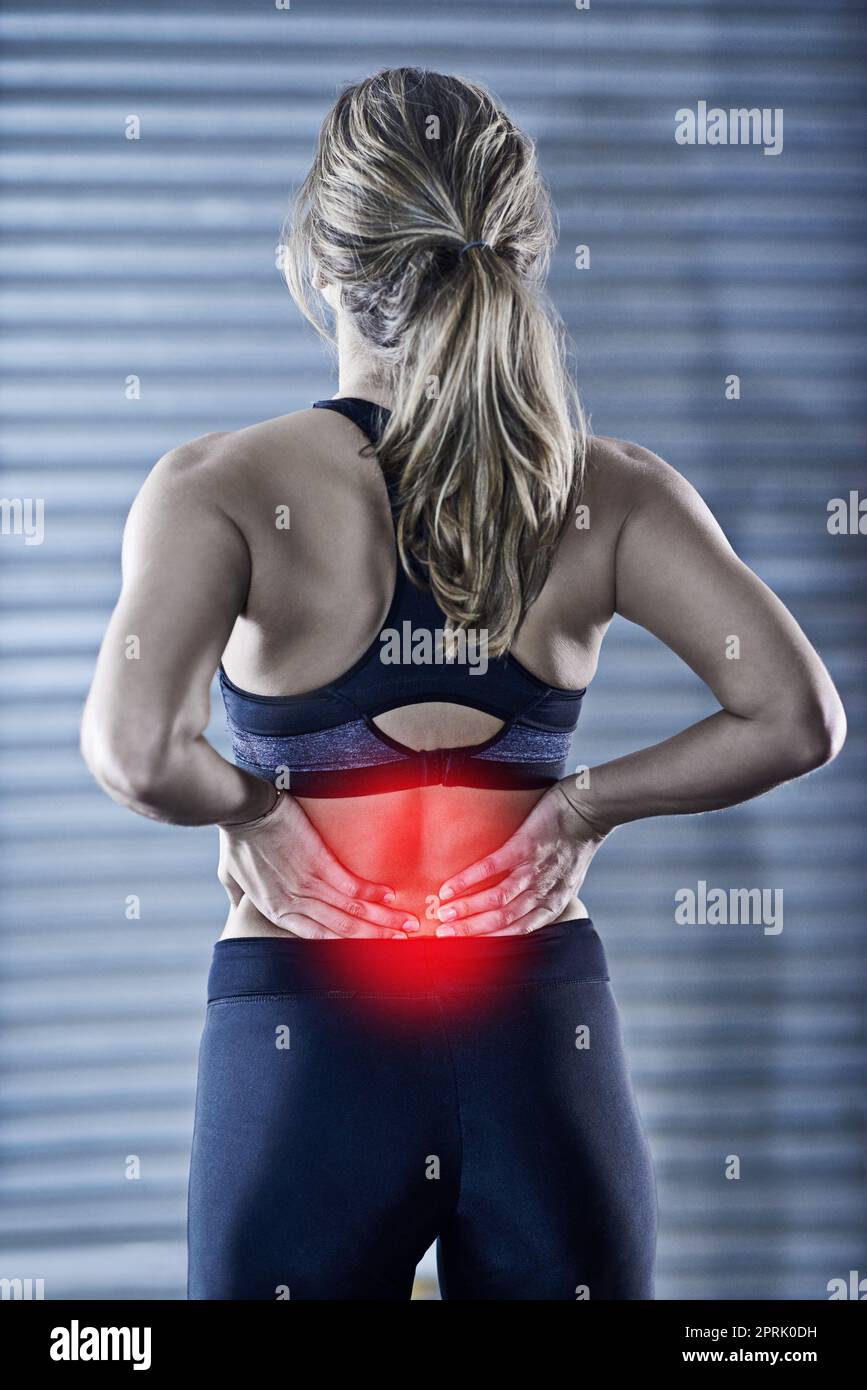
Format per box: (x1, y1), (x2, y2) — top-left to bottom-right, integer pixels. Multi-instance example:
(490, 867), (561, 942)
(81, 69), (845, 1301)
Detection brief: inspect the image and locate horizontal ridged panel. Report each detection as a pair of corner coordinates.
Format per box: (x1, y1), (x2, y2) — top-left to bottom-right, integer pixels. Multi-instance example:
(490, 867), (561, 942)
(1, 0), (865, 1302)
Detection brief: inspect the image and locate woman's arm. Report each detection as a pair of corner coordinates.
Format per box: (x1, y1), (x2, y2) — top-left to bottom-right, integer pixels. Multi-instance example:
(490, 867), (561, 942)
(80, 434), (270, 827)
(561, 443), (846, 831)
(434, 445), (846, 934)
(81, 435), (419, 937)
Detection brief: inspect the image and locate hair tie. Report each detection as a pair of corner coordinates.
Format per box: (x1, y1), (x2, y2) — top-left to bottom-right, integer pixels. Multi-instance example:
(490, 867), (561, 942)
(458, 239), (491, 257)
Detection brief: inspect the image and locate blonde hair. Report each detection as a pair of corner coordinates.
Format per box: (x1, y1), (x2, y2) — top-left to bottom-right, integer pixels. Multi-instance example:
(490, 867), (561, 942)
(283, 67), (587, 657)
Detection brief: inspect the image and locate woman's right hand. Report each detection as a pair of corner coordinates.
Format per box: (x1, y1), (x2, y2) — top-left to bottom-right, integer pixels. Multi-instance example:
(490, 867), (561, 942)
(432, 781), (610, 936)
(217, 791), (420, 938)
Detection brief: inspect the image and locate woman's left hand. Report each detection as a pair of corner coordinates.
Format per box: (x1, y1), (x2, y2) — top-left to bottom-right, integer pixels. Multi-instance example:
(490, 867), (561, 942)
(433, 783), (611, 936)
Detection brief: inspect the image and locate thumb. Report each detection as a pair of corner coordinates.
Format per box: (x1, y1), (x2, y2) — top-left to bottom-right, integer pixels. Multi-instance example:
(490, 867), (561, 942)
(218, 857), (245, 908)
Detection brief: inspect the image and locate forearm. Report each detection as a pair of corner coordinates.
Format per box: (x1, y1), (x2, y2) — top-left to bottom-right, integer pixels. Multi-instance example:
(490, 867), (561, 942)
(85, 729), (278, 828)
(559, 706), (839, 835)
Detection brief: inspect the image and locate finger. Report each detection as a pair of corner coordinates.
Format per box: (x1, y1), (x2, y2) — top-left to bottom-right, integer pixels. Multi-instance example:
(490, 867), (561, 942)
(309, 878), (420, 933)
(274, 897), (411, 940)
(278, 796), (398, 906)
(219, 869), (245, 909)
(436, 887), (564, 938)
(437, 834), (533, 903)
(269, 912), (348, 940)
(314, 843), (399, 907)
(483, 902), (563, 936)
(217, 846), (245, 907)
(435, 861), (538, 924)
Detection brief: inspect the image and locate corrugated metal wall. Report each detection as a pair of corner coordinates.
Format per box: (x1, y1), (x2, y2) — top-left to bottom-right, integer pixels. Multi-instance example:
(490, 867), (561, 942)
(1, 0), (864, 1300)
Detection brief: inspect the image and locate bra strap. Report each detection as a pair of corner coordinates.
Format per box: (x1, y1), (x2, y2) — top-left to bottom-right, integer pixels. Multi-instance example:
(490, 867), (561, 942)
(312, 397), (399, 509)
(312, 396), (388, 444)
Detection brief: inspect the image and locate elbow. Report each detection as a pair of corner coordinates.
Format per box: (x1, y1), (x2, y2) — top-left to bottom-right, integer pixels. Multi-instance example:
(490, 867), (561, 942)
(783, 690), (847, 774)
(80, 713), (173, 808)
(81, 738), (156, 807)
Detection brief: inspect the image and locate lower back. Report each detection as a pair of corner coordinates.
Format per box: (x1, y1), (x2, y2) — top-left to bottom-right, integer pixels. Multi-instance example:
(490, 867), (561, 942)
(221, 784), (585, 939)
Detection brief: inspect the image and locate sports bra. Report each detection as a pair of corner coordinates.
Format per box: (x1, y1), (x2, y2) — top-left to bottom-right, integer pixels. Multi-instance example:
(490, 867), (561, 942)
(218, 397), (586, 797)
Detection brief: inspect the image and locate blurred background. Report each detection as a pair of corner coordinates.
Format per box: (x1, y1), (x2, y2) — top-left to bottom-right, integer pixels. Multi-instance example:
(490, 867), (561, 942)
(1, 0), (865, 1300)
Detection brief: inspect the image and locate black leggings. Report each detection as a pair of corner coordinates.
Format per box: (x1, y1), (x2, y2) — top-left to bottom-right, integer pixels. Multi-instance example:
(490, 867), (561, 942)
(186, 920), (657, 1300)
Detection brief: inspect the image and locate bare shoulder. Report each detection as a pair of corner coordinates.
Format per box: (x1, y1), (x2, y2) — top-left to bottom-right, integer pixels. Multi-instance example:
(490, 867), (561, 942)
(582, 432), (740, 630)
(548, 434), (716, 629)
(555, 434), (686, 560)
(146, 407), (326, 507)
(582, 433), (700, 523)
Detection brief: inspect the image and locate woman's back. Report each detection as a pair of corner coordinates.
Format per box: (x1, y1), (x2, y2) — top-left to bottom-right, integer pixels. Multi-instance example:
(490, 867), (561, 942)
(210, 400), (625, 936)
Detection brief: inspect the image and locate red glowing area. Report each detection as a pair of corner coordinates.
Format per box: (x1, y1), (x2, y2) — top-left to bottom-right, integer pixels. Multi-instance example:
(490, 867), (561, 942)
(297, 780), (548, 942)
(316, 931), (534, 1003)
(219, 770), (589, 1007)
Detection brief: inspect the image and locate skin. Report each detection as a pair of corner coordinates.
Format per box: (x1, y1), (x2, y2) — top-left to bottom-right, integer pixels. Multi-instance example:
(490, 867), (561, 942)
(81, 306), (847, 941)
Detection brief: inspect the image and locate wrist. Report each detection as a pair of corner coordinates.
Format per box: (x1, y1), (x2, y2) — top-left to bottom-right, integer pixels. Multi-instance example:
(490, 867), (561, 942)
(555, 779), (616, 841)
(219, 781), (284, 832)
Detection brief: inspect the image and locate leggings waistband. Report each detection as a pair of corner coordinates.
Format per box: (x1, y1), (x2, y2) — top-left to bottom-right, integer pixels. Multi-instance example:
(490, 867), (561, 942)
(207, 918), (608, 1000)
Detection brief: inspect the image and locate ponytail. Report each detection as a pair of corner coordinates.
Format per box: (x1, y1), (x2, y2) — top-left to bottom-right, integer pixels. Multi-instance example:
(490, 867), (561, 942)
(283, 67), (587, 656)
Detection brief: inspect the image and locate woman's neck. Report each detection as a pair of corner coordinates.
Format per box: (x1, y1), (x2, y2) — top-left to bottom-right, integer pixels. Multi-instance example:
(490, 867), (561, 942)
(333, 374), (394, 410)
(333, 310), (395, 410)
